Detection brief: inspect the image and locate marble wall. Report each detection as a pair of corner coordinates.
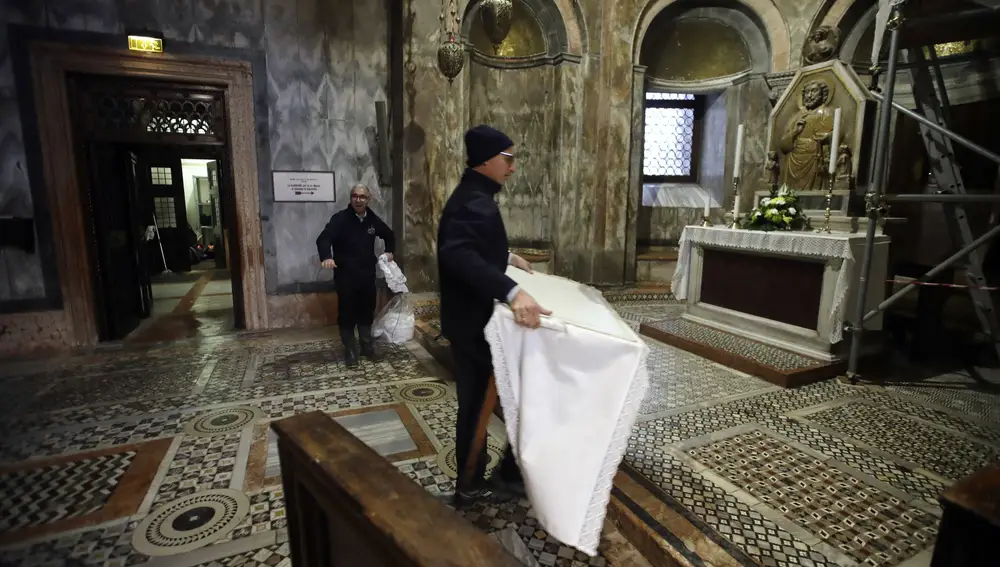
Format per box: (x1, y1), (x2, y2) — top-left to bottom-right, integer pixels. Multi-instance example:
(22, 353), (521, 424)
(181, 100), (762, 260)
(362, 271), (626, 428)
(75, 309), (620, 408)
(0, 0), (391, 309)
(468, 62), (557, 246)
(401, 0), (846, 290)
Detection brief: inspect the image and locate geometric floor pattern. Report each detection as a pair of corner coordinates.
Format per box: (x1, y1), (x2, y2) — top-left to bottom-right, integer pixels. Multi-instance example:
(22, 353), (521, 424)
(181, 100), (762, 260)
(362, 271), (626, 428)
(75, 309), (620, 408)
(688, 430), (939, 566)
(0, 451), (136, 533)
(1, 297), (998, 567)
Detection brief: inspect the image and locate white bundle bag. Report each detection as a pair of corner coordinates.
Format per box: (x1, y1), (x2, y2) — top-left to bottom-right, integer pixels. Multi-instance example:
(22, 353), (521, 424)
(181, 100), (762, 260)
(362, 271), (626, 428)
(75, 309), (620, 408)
(484, 268), (649, 556)
(373, 254), (414, 344)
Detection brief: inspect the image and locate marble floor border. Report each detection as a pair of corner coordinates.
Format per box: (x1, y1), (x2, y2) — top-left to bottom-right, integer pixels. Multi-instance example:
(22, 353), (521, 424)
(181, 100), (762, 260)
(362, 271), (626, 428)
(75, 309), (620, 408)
(8, 377), (441, 440)
(192, 360), (218, 395)
(663, 424), (939, 566)
(136, 436), (185, 517)
(0, 516), (133, 551)
(0, 437), (172, 546)
(636, 383), (784, 423)
(229, 426), (256, 491)
(141, 529), (287, 567)
(787, 396), (1000, 480)
(790, 395), (1000, 446)
(783, 414), (955, 487)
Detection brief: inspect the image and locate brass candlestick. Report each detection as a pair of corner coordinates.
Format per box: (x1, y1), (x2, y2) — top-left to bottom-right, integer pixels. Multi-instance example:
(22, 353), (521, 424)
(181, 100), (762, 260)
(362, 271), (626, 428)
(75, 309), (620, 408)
(820, 173), (834, 233)
(728, 176), (741, 229)
(701, 215), (712, 227)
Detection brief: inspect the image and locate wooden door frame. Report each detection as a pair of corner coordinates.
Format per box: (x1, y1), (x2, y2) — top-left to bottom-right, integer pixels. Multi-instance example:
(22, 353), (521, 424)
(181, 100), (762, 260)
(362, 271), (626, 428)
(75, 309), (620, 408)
(29, 41), (268, 346)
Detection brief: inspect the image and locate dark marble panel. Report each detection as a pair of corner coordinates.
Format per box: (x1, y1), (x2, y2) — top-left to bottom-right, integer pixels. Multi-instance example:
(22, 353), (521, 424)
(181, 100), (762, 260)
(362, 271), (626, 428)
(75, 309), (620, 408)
(469, 62), (556, 245)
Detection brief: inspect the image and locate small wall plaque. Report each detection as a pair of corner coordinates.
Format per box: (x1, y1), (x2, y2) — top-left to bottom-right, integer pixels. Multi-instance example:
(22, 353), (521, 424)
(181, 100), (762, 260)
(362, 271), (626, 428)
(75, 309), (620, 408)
(272, 171), (336, 202)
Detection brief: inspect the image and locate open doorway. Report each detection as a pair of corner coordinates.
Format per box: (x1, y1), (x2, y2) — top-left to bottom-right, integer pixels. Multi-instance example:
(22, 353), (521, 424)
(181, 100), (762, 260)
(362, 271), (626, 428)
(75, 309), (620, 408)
(67, 74), (246, 343)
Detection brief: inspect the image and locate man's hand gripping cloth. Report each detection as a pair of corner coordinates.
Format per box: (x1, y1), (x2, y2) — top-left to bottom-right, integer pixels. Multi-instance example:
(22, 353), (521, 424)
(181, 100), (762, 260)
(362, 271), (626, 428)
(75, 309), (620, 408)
(483, 268), (650, 556)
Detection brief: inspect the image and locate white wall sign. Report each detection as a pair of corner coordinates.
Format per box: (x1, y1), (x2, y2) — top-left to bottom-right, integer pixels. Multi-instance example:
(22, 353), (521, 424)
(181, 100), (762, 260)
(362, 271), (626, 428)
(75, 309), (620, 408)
(272, 171), (336, 202)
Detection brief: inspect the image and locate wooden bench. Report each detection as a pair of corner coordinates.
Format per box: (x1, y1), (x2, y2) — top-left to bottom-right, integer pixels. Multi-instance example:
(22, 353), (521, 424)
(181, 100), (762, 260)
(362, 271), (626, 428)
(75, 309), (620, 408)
(271, 411), (523, 567)
(931, 463), (1000, 566)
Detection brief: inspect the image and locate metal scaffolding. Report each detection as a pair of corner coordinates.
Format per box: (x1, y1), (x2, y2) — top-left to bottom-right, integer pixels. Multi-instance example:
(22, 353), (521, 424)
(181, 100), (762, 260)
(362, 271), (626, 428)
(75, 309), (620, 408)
(844, 0), (1000, 382)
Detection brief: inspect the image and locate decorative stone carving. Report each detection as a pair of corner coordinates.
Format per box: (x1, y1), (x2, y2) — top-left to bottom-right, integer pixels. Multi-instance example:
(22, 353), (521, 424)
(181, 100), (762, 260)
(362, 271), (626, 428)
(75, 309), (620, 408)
(802, 25), (842, 66)
(765, 151), (780, 188)
(767, 61), (875, 197)
(835, 144), (852, 179)
(776, 78), (836, 191)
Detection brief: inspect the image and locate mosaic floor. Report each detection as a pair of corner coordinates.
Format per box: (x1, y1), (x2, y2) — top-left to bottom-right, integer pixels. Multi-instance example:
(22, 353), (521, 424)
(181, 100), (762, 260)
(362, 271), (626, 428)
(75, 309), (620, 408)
(0, 326), (639, 567)
(2, 296), (998, 567)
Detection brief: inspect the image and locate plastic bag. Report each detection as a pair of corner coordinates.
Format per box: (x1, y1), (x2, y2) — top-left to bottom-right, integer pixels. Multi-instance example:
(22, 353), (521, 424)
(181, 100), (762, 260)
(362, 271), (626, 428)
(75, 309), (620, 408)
(377, 254), (408, 294)
(373, 294), (414, 344)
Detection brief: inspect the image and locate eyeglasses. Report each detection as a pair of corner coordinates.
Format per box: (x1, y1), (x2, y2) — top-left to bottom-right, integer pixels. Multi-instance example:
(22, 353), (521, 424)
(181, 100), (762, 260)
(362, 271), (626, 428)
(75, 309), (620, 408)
(350, 194), (369, 201)
(500, 151), (515, 164)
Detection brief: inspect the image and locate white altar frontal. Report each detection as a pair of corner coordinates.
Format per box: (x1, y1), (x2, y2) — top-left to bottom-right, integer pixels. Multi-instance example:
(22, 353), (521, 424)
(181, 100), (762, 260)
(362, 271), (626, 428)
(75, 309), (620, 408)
(671, 226), (890, 362)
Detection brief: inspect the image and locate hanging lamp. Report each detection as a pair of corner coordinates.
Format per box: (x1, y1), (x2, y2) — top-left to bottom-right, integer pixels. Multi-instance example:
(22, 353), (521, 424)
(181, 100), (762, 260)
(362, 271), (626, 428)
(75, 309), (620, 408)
(479, 0), (513, 55)
(436, 0), (465, 82)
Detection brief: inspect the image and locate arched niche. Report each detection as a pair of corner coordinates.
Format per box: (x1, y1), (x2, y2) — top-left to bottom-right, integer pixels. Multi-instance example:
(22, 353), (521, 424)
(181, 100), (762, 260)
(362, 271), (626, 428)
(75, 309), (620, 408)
(639, 5), (769, 87)
(634, 0), (788, 73)
(462, 0), (571, 58)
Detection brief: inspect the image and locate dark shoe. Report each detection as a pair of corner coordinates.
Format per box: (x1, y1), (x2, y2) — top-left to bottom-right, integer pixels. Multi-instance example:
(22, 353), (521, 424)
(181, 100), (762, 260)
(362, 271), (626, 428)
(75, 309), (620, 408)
(341, 328), (359, 368)
(358, 325), (381, 361)
(453, 486), (517, 508)
(453, 479), (522, 507)
(345, 348), (359, 368)
(489, 476), (527, 499)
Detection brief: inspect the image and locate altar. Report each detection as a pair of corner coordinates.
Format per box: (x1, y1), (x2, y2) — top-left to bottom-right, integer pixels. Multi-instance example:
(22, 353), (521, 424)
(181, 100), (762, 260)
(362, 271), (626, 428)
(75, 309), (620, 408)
(670, 226), (889, 362)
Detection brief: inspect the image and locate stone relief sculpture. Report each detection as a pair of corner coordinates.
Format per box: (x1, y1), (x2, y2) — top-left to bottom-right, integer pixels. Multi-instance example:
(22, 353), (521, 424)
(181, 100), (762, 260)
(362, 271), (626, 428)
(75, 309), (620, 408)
(765, 151), (781, 188)
(802, 25), (842, 66)
(776, 79), (836, 191)
(835, 144), (853, 179)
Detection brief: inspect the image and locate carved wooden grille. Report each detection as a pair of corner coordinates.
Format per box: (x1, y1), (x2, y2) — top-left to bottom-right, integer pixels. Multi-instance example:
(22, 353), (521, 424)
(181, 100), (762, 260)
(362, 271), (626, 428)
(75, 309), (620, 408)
(73, 77), (226, 144)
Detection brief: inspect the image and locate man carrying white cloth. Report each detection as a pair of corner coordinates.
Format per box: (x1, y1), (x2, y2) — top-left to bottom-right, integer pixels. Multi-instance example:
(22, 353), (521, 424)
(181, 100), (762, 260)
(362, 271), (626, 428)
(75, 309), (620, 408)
(437, 124), (550, 506)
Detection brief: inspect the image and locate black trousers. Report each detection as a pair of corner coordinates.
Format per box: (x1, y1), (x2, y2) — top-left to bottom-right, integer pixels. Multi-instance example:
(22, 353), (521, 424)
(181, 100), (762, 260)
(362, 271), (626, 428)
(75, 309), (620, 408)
(451, 331), (521, 491)
(336, 278), (376, 334)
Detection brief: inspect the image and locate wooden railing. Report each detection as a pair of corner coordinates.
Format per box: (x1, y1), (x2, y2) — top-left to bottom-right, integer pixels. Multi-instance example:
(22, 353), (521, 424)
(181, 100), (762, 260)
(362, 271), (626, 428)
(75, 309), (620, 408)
(271, 411), (523, 567)
(931, 463), (1000, 567)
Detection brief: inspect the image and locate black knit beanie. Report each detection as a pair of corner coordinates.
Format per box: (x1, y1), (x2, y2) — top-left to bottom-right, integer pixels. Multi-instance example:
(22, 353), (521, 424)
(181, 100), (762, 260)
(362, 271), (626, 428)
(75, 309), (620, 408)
(465, 125), (514, 168)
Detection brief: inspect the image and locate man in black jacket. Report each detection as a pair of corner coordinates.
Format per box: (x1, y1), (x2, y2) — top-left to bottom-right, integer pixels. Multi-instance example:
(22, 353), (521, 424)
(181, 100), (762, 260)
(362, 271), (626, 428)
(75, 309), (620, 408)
(438, 125), (549, 505)
(317, 184), (395, 367)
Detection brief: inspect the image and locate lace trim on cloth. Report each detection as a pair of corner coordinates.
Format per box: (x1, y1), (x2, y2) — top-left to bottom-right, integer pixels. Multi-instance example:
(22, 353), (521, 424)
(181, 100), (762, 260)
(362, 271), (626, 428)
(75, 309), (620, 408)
(671, 226), (855, 343)
(484, 301), (650, 556)
(484, 314), (522, 456)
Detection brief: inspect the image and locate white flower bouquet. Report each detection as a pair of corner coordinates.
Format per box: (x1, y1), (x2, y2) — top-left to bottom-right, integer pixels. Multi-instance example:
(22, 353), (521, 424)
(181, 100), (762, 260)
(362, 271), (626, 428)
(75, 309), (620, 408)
(742, 185), (808, 231)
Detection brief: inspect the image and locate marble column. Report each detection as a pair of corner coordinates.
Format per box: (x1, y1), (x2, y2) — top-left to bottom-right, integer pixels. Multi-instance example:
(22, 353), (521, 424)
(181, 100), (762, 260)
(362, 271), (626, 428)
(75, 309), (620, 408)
(401, 0), (469, 292)
(624, 64), (646, 285)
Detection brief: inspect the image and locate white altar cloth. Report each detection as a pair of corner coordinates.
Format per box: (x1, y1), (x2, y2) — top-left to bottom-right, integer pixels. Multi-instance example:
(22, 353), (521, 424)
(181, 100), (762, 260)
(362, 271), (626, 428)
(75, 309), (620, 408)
(484, 268), (649, 556)
(671, 226), (856, 342)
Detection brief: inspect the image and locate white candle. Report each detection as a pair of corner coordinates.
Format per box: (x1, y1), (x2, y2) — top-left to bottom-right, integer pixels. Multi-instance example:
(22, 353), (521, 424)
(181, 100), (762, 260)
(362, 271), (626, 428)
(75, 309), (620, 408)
(733, 124), (745, 178)
(703, 194), (711, 218)
(733, 195), (741, 217)
(828, 107), (842, 175)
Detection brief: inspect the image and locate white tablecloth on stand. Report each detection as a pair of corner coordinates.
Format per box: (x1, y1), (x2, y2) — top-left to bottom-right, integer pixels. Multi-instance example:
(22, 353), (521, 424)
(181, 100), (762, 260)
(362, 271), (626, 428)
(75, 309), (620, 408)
(483, 268), (649, 556)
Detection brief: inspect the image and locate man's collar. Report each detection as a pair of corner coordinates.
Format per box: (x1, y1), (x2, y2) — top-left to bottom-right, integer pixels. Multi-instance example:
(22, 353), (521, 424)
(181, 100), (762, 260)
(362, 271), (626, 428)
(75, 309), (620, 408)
(462, 168), (502, 195)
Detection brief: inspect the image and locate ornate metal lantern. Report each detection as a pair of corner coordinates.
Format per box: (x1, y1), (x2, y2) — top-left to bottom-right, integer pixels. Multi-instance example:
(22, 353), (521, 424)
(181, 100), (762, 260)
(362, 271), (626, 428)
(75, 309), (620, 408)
(437, 32), (465, 83)
(479, 0), (513, 54)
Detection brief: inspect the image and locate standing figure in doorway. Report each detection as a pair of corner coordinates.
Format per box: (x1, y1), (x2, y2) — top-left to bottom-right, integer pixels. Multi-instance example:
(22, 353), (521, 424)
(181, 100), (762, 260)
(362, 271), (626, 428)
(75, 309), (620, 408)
(317, 184), (395, 367)
(437, 124), (550, 506)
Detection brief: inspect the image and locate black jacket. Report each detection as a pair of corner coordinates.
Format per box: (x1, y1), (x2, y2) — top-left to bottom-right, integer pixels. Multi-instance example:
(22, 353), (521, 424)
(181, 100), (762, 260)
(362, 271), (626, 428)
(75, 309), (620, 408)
(437, 169), (516, 340)
(316, 204), (395, 286)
